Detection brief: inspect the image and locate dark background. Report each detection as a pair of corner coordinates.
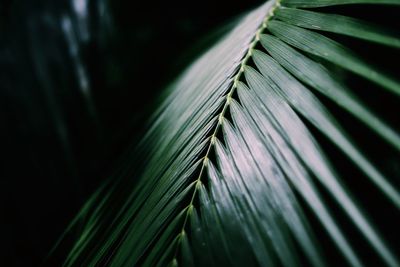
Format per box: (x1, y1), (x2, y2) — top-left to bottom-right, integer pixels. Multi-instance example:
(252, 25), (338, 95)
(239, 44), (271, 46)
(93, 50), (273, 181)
(0, 0), (399, 266)
(0, 0), (262, 266)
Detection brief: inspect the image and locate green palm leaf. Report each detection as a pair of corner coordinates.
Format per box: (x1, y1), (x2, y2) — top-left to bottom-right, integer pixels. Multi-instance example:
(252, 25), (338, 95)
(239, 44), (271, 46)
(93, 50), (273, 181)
(57, 0), (400, 266)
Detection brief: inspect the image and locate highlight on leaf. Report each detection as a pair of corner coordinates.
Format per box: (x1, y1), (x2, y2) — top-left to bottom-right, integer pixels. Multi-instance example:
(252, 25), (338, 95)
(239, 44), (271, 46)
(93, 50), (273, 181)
(52, 0), (400, 266)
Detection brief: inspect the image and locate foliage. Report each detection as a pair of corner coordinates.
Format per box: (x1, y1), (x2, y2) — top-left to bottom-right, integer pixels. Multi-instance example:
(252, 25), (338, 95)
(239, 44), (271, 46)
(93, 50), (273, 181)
(54, 0), (400, 266)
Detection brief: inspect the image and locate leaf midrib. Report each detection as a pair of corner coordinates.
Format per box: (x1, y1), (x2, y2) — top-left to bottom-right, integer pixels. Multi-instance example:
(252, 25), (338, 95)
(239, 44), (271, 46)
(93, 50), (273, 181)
(170, 0), (282, 263)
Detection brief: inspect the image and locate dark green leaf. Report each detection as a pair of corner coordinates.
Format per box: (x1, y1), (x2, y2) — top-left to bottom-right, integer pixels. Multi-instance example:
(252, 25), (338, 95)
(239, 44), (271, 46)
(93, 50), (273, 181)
(268, 20), (400, 96)
(282, 0), (400, 8)
(275, 7), (400, 48)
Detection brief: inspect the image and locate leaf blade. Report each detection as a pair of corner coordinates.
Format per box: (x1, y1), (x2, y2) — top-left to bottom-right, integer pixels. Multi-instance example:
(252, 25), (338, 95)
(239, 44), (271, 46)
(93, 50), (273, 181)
(259, 34), (400, 150)
(267, 20), (400, 96)
(282, 0), (400, 8)
(275, 7), (400, 48)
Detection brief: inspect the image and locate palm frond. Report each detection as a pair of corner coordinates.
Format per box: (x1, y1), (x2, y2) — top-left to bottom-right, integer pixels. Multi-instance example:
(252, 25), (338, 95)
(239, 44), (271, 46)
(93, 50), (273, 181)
(274, 7), (400, 48)
(283, 0), (400, 8)
(58, 0), (400, 266)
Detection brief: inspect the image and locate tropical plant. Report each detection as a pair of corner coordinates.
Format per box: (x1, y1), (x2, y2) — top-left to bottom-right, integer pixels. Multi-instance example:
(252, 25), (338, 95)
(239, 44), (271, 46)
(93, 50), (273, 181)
(54, 0), (400, 266)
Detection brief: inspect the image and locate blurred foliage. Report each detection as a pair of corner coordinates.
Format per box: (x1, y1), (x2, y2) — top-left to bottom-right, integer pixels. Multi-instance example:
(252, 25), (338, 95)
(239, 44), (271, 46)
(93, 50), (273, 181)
(0, 0), (262, 266)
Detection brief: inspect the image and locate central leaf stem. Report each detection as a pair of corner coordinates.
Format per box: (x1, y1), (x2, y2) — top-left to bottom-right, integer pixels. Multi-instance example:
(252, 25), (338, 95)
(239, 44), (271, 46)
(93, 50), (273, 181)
(171, 0), (281, 263)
